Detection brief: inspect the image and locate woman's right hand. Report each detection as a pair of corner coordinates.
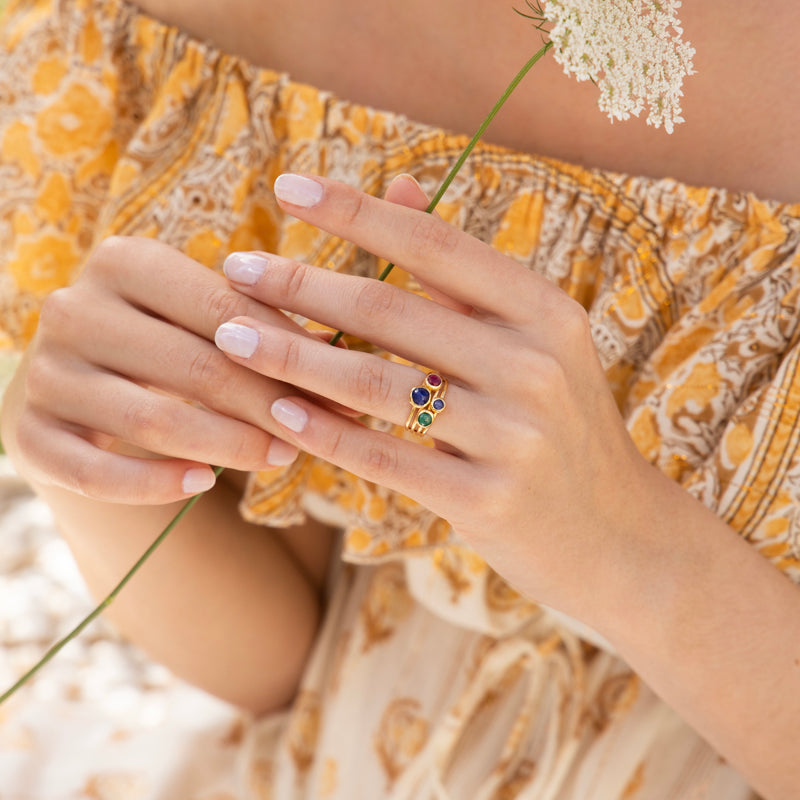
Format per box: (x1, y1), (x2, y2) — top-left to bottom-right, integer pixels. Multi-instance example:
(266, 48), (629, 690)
(1, 236), (306, 505)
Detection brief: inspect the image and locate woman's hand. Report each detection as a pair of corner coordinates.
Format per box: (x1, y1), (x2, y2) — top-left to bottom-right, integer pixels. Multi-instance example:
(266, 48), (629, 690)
(213, 173), (662, 622)
(1, 236), (309, 504)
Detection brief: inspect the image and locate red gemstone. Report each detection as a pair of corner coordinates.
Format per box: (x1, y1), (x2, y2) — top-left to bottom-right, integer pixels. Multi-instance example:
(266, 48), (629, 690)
(427, 373), (442, 387)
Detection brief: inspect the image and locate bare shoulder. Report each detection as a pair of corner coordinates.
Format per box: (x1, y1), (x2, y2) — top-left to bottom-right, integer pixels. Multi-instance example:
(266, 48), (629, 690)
(124, 0), (219, 35)
(121, 0), (800, 201)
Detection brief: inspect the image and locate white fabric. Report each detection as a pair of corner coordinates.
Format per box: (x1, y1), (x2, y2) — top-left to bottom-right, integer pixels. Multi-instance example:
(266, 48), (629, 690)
(0, 457), (247, 800)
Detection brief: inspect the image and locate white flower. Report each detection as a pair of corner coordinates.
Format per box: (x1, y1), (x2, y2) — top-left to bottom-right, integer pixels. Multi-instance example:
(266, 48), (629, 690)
(542, 0), (695, 133)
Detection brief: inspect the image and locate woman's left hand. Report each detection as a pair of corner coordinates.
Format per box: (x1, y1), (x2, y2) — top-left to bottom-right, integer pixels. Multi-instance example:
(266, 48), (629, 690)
(213, 173), (665, 626)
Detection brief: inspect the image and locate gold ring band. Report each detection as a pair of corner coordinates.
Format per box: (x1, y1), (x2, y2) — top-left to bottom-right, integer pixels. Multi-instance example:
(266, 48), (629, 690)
(405, 372), (448, 436)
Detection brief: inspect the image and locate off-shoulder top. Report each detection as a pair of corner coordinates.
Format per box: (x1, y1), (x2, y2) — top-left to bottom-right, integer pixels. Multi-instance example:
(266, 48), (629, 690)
(3, 0), (797, 796)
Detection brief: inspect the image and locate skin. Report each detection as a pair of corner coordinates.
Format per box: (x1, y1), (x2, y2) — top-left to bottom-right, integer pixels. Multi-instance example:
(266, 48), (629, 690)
(220, 172), (800, 800)
(129, 0), (800, 202)
(1, 1), (799, 797)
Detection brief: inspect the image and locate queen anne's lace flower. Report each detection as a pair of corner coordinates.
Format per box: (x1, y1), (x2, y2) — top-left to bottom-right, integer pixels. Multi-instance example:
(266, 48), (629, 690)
(543, 0), (695, 132)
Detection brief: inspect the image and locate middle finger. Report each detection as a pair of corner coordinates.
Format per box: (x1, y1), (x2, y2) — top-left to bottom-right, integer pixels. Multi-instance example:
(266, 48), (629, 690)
(223, 251), (508, 386)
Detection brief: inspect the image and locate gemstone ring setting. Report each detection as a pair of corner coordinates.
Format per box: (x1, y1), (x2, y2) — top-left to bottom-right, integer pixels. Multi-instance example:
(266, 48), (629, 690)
(406, 372), (448, 436)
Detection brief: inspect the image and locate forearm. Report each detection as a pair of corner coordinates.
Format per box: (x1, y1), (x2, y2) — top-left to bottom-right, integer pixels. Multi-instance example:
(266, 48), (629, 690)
(31, 474), (333, 714)
(593, 466), (800, 800)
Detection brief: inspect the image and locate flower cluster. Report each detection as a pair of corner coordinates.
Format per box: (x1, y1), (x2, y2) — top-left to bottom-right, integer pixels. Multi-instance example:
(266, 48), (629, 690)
(542, 0), (695, 133)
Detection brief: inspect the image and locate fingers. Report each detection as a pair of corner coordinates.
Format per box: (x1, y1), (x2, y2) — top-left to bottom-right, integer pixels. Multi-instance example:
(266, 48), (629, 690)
(6, 237), (309, 504)
(26, 354), (283, 472)
(14, 409), (220, 504)
(215, 318), (492, 454)
(47, 286), (288, 432)
(86, 236), (306, 340)
(221, 251), (503, 384)
(271, 173), (545, 323)
(264, 394), (481, 524)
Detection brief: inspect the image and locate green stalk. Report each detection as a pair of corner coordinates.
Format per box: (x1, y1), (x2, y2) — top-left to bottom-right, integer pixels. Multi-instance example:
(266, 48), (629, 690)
(0, 466), (224, 706)
(328, 40), (551, 346)
(0, 42), (551, 707)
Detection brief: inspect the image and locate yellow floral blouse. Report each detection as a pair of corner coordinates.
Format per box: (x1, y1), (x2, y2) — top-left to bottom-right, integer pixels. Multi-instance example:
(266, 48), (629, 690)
(2, 0), (799, 797)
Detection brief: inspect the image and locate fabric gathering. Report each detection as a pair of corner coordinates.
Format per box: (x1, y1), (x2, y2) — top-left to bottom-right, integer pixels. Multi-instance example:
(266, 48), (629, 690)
(1, 0), (799, 798)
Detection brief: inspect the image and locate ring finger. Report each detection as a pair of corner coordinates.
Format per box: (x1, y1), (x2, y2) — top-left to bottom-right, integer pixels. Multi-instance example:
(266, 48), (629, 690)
(214, 316), (494, 454)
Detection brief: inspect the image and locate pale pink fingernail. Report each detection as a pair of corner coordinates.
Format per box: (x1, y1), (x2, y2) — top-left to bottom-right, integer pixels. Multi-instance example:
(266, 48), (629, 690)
(182, 467), (217, 495)
(267, 438), (300, 466)
(271, 398), (308, 433)
(274, 174), (324, 208)
(223, 252), (268, 285)
(215, 322), (259, 358)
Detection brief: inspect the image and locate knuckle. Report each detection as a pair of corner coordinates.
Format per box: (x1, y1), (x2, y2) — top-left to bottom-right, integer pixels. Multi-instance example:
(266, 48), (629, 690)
(85, 235), (130, 282)
(560, 297), (592, 342)
(121, 397), (174, 445)
(474, 471), (516, 519)
(87, 234), (124, 265)
(38, 288), (77, 332)
(13, 413), (43, 465)
(338, 189), (367, 227)
(318, 426), (346, 464)
(407, 215), (459, 262)
(277, 334), (303, 380)
(202, 285), (248, 326)
(531, 352), (569, 399)
(23, 354), (57, 404)
(505, 421), (546, 466)
(277, 259), (313, 306)
(362, 439), (400, 482)
(348, 359), (393, 408)
(186, 347), (228, 393)
(228, 430), (272, 471)
(68, 455), (103, 499)
(353, 279), (404, 325)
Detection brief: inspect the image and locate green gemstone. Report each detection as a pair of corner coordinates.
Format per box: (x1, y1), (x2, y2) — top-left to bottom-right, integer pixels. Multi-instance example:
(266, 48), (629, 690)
(418, 411), (433, 427)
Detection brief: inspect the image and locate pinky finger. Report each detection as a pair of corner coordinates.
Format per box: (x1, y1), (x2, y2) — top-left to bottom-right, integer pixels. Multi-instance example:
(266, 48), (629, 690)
(268, 395), (475, 520)
(18, 416), (218, 504)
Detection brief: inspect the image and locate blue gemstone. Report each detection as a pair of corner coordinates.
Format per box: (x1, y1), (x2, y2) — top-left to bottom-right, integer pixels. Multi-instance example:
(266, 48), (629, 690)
(411, 387), (431, 406)
(431, 398), (445, 411)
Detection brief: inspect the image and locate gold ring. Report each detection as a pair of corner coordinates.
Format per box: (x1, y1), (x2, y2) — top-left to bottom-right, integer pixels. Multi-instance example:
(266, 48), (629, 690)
(405, 372), (448, 436)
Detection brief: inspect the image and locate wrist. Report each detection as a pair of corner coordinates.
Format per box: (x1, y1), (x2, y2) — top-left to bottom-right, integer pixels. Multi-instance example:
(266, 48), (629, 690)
(573, 463), (728, 650)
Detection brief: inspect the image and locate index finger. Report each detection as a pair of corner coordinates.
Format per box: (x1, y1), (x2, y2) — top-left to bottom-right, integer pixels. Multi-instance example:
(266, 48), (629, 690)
(88, 236), (308, 340)
(272, 173), (546, 323)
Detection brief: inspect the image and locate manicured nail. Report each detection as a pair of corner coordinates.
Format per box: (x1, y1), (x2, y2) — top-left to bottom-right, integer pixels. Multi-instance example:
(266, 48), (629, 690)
(182, 467), (217, 495)
(215, 322), (259, 358)
(223, 252), (268, 285)
(267, 438), (300, 466)
(274, 174), (324, 208)
(271, 398), (308, 433)
(391, 173), (423, 191)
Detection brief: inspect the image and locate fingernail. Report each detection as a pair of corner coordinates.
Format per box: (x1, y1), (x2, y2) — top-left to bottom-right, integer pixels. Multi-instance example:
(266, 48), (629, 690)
(274, 174), (324, 208)
(215, 322), (259, 358)
(223, 252), (268, 285)
(271, 398), (308, 433)
(267, 438), (300, 466)
(182, 467), (217, 495)
(391, 173), (423, 191)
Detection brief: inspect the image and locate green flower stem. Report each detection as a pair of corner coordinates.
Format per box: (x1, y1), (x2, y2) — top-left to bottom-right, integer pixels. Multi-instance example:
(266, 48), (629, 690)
(0, 466), (225, 706)
(328, 39), (551, 346)
(0, 42), (552, 707)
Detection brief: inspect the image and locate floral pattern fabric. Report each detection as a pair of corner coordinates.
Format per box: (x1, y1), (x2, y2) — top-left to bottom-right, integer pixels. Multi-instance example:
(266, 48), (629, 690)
(3, 0), (799, 796)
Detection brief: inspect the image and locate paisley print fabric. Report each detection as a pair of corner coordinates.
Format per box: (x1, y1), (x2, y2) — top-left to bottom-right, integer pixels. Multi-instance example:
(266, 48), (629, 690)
(2, 0), (797, 796)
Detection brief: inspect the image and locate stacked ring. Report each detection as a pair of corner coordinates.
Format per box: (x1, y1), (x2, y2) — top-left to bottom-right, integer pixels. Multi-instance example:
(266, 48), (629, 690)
(405, 372), (448, 436)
